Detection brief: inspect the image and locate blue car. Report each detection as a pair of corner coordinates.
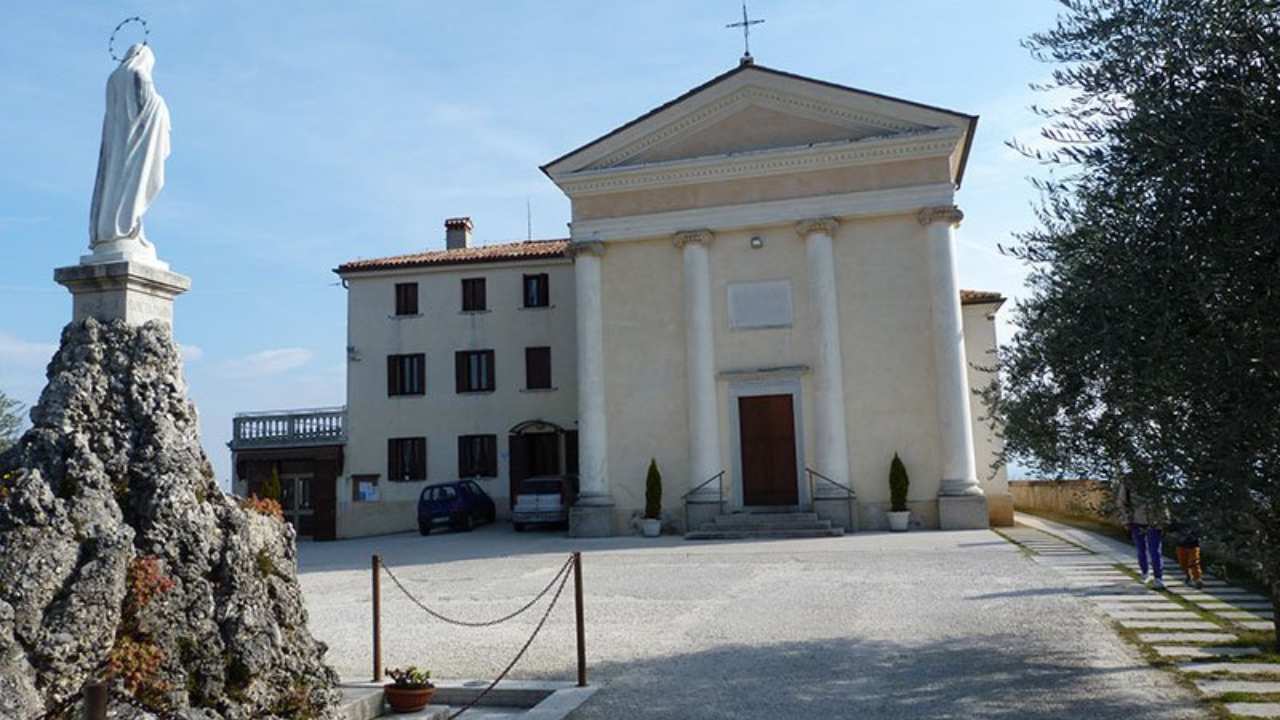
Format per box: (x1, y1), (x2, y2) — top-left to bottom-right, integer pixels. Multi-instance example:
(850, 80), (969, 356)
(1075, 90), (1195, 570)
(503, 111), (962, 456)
(417, 480), (497, 535)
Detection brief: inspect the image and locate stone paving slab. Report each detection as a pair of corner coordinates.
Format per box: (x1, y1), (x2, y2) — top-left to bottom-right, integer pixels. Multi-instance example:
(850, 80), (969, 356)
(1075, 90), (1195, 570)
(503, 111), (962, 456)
(1118, 620), (1222, 630)
(1153, 645), (1263, 659)
(1241, 621), (1277, 631)
(1224, 703), (1280, 718)
(1198, 602), (1274, 611)
(1195, 680), (1280, 697)
(1106, 610), (1201, 620)
(1138, 633), (1238, 644)
(1221, 611), (1276, 620)
(1096, 602), (1188, 612)
(1179, 663), (1280, 676)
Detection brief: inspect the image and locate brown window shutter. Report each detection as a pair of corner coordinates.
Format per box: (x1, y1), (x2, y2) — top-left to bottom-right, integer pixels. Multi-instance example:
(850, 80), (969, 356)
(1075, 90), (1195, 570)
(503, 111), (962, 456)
(526, 347), (550, 389)
(484, 435), (497, 476)
(387, 356), (398, 396)
(457, 436), (469, 477)
(455, 351), (467, 392)
(387, 438), (397, 480)
(484, 351), (496, 390)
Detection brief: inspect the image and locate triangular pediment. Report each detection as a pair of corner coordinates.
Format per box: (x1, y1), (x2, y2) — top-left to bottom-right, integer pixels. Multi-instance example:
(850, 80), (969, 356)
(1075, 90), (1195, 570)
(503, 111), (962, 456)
(543, 63), (977, 186)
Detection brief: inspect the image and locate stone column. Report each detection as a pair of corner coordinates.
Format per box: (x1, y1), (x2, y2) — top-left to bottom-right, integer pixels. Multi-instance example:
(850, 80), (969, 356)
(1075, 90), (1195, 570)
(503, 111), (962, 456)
(796, 218), (853, 515)
(919, 205), (988, 529)
(675, 230), (723, 526)
(568, 240), (614, 536)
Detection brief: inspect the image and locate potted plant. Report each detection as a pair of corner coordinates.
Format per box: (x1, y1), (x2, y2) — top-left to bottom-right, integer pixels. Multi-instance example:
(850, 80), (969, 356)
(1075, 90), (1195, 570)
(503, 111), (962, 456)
(384, 666), (435, 713)
(642, 459), (662, 537)
(888, 453), (911, 532)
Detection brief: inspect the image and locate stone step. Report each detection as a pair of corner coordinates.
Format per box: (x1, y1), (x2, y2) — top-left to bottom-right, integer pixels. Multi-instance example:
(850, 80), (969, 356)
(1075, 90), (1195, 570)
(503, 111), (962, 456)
(1153, 645), (1262, 659)
(1179, 663), (1280, 676)
(712, 513), (823, 526)
(1195, 680), (1280, 697)
(1138, 632), (1238, 644)
(685, 527), (845, 540)
(1224, 703), (1280, 718)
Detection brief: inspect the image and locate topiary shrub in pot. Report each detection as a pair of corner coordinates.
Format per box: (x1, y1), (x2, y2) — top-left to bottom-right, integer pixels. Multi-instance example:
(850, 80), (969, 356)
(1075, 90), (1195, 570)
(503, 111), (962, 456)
(642, 459), (662, 537)
(385, 666), (435, 713)
(888, 453), (911, 532)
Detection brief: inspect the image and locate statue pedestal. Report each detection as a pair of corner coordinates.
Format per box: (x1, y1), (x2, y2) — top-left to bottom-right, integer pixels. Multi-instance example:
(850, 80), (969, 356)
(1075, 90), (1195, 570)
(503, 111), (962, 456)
(54, 261), (191, 326)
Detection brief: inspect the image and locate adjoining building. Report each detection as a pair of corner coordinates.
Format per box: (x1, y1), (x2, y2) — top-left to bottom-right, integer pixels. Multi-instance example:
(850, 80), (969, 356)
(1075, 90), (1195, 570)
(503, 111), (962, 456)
(234, 59), (1013, 538)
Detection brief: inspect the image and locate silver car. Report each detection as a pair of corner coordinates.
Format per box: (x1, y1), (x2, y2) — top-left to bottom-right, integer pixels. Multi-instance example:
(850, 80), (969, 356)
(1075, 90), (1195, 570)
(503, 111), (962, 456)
(511, 475), (578, 531)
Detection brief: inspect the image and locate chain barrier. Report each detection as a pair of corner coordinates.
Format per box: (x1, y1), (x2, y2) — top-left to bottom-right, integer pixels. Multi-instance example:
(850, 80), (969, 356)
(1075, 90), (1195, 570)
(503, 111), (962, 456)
(445, 557), (574, 720)
(381, 554), (574, 627)
(29, 688), (84, 720)
(108, 688), (189, 720)
(29, 685), (187, 720)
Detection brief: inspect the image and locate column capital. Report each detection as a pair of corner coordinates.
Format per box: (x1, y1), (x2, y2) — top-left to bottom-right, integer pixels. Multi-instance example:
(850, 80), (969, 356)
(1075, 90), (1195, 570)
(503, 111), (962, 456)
(567, 240), (606, 259)
(917, 205), (965, 227)
(673, 229), (714, 248)
(795, 217), (839, 239)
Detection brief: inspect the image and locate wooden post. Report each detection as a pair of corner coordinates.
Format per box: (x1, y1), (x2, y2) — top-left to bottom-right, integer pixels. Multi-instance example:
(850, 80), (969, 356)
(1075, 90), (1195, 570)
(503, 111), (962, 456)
(372, 554), (383, 682)
(573, 552), (586, 687)
(83, 682), (107, 720)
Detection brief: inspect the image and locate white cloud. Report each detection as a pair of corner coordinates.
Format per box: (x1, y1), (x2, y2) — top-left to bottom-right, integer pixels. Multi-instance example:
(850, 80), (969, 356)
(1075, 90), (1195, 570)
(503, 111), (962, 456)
(218, 348), (313, 380)
(179, 344), (205, 362)
(0, 331), (57, 370)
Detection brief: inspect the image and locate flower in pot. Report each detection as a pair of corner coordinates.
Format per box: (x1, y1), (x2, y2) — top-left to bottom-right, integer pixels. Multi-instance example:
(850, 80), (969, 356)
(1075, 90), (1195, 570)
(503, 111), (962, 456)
(888, 453), (911, 532)
(642, 459), (662, 537)
(384, 666), (435, 713)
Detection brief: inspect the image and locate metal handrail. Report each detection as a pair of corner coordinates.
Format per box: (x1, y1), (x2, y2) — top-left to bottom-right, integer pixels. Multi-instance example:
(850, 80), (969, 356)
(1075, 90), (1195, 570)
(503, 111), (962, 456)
(682, 470), (725, 501)
(682, 470), (725, 533)
(806, 467), (856, 533)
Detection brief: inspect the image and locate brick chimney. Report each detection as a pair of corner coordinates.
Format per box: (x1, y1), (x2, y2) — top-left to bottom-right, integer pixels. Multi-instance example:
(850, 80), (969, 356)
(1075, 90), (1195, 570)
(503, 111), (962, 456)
(445, 217), (473, 250)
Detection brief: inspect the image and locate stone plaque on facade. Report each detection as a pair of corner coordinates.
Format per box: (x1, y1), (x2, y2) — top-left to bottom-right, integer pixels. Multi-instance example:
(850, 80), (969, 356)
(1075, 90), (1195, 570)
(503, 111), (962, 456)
(727, 280), (793, 329)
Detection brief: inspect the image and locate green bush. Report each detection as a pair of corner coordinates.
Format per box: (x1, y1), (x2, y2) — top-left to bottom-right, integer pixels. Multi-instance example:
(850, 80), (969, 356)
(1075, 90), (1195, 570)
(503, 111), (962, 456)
(644, 459), (662, 519)
(889, 454), (909, 512)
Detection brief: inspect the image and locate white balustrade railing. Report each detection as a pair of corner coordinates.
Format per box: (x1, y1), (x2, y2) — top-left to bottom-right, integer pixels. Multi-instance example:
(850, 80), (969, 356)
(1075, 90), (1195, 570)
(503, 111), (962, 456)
(230, 407), (346, 449)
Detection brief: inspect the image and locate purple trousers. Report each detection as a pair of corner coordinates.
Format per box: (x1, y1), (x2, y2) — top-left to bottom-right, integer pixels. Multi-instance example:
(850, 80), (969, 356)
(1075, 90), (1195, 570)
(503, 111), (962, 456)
(1130, 525), (1164, 579)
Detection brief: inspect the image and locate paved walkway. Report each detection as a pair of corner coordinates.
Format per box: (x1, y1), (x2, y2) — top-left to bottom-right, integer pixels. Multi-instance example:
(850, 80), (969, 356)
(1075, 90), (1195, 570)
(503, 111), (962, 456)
(1007, 513), (1279, 718)
(298, 525), (1204, 719)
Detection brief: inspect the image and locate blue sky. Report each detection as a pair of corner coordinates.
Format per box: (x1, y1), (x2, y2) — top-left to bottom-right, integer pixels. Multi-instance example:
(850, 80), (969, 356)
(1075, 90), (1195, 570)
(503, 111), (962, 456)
(0, 2), (1063, 485)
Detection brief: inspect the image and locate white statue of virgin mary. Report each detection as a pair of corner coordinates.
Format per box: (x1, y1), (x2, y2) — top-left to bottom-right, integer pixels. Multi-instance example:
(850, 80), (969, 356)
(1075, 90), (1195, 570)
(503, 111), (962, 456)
(87, 43), (171, 266)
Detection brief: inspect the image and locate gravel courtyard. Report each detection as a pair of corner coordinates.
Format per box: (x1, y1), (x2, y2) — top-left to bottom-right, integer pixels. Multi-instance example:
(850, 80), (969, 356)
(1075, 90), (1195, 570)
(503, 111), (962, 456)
(298, 526), (1203, 719)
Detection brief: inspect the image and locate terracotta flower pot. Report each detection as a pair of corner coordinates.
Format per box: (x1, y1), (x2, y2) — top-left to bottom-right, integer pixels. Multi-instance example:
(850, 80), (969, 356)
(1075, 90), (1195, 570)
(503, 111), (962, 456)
(384, 684), (436, 713)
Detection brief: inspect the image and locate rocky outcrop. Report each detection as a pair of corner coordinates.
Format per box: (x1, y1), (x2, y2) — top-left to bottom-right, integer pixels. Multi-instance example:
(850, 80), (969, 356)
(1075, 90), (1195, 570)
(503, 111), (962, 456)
(0, 319), (340, 719)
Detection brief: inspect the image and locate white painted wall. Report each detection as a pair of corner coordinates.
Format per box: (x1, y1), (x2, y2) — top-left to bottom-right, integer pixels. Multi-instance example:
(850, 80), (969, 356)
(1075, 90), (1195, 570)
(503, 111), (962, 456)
(340, 259), (577, 537)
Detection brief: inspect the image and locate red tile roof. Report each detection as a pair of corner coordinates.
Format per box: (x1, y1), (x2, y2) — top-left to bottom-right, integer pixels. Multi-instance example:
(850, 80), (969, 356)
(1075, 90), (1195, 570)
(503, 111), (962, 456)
(336, 239), (570, 273)
(337, 240), (1005, 308)
(960, 289), (1006, 306)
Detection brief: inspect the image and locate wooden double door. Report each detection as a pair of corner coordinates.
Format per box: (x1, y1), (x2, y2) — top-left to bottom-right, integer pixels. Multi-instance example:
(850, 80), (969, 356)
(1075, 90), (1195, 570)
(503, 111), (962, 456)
(738, 394), (800, 507)
(508, 431), (579, 508)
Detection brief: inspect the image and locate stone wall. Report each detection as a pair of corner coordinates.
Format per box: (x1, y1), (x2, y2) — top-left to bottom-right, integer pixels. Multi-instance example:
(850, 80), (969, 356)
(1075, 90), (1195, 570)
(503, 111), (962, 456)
(1009, 479), (1120, 526)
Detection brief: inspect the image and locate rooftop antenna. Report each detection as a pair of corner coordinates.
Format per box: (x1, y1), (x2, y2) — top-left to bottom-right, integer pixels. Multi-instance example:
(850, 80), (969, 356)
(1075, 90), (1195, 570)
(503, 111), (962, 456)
(726, 1), (764, 66)
(526, 198), (532, 241)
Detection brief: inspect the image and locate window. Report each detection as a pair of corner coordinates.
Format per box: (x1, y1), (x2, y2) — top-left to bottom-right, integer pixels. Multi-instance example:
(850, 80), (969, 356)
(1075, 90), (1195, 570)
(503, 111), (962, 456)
(455, 350), (495, 393)
(461, 278), (486, 312)
(387, 437), (426, 482)
(523, 273), (549, 308)
(351, 474), (380, 502)
(458, 434), (498, 477)
(525, 347), (552, 389)
(386, 354), (426, 396)
(394, 282), (418, 316)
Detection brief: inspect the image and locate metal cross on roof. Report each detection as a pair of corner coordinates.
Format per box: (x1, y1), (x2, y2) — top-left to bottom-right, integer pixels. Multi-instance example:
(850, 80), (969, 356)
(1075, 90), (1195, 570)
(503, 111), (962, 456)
(726, 1), (765, 64)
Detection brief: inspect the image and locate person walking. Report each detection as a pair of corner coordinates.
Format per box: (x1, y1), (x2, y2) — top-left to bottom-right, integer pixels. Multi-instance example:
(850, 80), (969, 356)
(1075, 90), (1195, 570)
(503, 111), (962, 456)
(1173, 523), (1204, 590)
(1117, 480), (1169, 590)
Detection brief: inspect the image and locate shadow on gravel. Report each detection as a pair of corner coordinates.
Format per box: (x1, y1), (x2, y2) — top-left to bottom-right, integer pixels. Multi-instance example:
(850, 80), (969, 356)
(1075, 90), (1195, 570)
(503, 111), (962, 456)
(568, 637), (1200, 720)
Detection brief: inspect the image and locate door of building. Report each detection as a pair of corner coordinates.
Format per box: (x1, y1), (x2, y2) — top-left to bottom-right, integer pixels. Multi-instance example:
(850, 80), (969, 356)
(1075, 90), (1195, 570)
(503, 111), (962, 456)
(508, 432), (562, 508)
(738, 394), (799, 506)
(279, 473), (316, 537)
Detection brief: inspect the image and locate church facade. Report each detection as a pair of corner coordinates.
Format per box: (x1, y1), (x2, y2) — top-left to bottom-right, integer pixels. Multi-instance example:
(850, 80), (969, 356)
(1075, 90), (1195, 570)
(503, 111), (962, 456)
(318, 61), (1013, 538)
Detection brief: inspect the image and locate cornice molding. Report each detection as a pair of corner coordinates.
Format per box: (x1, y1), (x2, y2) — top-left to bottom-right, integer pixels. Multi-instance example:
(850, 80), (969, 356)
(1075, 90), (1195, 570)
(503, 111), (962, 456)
(917, 205), (965, 227)
(795, 217), (839, 239)
(673, 229), (715, 248)
(556, 127), (963, 198)
(566, 240), (607, 259)
(583, 84), (924, 171)
(570, 182), (956, 243)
